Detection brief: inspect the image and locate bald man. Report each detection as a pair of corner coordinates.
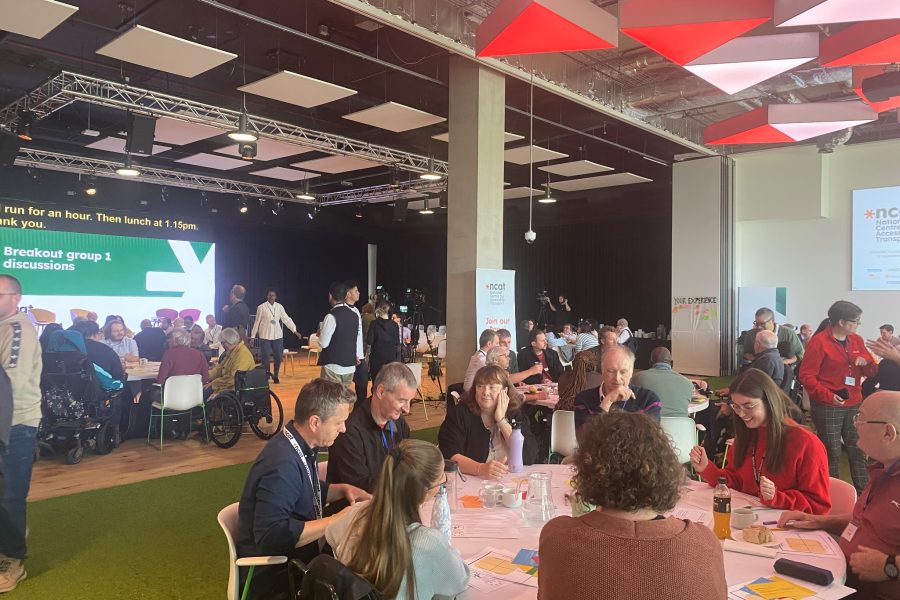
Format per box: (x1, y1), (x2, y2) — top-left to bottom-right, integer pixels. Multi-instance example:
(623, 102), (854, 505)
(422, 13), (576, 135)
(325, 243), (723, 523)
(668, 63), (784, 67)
(779, 391), (900, 599)
(632, 346), (694, 417)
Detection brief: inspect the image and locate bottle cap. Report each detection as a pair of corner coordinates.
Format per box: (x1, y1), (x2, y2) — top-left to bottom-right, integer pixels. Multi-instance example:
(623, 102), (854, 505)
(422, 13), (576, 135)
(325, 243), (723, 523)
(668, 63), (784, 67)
(717, 477), (727, 485)
(444, 459), (459, 472)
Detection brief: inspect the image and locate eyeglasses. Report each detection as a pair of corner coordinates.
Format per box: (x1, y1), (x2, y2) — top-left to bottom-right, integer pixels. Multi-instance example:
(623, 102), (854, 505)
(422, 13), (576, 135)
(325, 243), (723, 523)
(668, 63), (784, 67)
(845, 319), (861, 325)
(427, 474), (448, 492)
(853, 414), (891, 426)
(753, 319), (773, 327)
(729, 400), (761, 413)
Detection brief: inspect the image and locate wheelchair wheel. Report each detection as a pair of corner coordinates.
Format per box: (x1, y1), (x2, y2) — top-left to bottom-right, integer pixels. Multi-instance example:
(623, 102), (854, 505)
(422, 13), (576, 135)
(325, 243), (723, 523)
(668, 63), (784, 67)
(95, 422), (120, 455)
(66, 445), (84, 465)
(248, 389), (284, 440)
(206, 393), (243, 449)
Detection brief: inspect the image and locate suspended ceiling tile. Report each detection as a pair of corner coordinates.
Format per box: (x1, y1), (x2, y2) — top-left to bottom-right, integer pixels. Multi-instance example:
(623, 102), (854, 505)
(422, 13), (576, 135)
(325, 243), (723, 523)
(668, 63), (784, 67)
(775, 0), (900, 26)
(86, 136), (171, 156)
(503, 186), (543, 199)
(549, 172), (652, 191)
(342, 101), (446, 133)
(431, 131), (524, 143)
(153, 116), (224, 145)
(214, 139), (314, 161)
(504, 144), (569, 164)
(96, 25), (237, 78)
(538, 160), (613, 177)
(820, 19), (900, 66)
(476, 0), (618, 57)
(175, 153), (249, 170)
(291, 155), (382, 174)
(249, 167), (319, 181)
(619, 0), (771, 65)
(0, 0), (78, 39)
(238, 70), (357, 108)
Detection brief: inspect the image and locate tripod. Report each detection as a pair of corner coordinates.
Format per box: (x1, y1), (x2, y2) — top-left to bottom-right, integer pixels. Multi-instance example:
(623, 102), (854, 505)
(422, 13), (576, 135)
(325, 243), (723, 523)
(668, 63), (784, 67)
(536, 299), (551, 330)
(404, 306), (446, 406)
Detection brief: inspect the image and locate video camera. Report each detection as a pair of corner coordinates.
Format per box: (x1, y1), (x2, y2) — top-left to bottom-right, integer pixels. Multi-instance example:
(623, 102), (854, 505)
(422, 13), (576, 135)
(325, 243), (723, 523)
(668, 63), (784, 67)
(536, 290), (550, 304)
(405, 288), (426, 308)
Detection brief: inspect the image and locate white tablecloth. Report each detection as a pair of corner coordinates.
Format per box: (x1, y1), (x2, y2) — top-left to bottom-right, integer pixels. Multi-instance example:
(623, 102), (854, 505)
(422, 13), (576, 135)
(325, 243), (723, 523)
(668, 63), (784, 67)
(423, 465), (847, 600)
(126, 362), (160, 382)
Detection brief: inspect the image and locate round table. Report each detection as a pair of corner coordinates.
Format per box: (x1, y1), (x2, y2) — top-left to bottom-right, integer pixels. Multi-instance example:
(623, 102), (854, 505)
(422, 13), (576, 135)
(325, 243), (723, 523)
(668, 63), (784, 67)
(423, 465), (847, 600)
(689, 397), (709, 414)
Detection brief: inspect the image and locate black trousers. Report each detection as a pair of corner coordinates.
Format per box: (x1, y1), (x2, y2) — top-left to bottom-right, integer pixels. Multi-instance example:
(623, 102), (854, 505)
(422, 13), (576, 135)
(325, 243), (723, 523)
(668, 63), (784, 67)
(353, 359), (369, 403)
(260, 338), (285, 378)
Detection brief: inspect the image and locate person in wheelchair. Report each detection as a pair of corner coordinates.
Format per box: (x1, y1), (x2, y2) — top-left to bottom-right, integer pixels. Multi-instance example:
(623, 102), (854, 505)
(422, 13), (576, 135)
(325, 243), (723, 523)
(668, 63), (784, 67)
(205, 328), (254, 400)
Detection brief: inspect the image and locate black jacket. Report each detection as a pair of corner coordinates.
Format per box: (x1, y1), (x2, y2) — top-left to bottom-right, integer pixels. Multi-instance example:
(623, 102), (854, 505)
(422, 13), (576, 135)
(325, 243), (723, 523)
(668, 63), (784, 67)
(518, 346), (564, 384)
(326, 397), (410, 492)
(85, 339), (126, 384)
(134, 327), (167, 361)
(745, 347), (785, 387)
(366, 318), (400, 373)
(438, 400), (538, 466)
(223, 300), (250, 333)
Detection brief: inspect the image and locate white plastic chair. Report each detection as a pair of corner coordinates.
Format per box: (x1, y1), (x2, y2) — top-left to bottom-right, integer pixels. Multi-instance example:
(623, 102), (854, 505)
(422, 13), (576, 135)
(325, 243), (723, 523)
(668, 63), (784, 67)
(828, 477), (858, 515)
(660, 416), (705, 466)
(413, 335), (430, 362)
(548, 410), (577, 460)
(148, 374), (206, 449)
(407, 361), (428, 420)
(302, 334), (321, 365)
(317, 460), (328, 482)
(217, 503), (287, 600)
(438, 325), (447, 335)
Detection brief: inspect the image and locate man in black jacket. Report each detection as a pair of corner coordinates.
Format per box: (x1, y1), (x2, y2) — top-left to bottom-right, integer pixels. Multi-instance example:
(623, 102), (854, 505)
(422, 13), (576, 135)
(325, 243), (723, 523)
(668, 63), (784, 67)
(518, 329), (564, 385)
(222, 284), (250, 341)
(133, 319), (167, 361)
(326, 362), (414, 492)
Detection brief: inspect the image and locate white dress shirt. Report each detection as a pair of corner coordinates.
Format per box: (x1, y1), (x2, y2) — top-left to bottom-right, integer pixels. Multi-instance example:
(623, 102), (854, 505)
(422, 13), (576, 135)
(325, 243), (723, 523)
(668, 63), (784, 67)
(204, 324), (222, 345)
(251, 301), (297, 340)
(318, 303), (364, 375)
(617, 327), (634, 345)
(463, 350), (487, 391)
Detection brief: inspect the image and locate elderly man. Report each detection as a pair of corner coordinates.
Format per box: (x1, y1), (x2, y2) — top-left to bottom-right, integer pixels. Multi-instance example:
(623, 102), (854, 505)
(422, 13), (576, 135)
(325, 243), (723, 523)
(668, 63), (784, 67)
(204, 314), (222, 347)
(518, 329), (564, 385)
(205, 327), (255, 399)
(463, 329), (499, 391)
(741, 307), (804, 365)
(486, 346), (540, 386)
(615, 318), (635, 349)
(237, 379), (370, 599)
(0, 275), (42, 592)
(556, 326), (620, 411)
(157, 329), (209, 386)
(134, 318), (167, 362)
(326, 363), (415, 492)
(632, 347), (694, 417)
(103, 320), (139, 363)
(222, 284), (250, 339)
(799, 323), (813, 347)
(573, 346), (662, 433)
(496, 328), (519, 374)
(779, 390), (900, 599)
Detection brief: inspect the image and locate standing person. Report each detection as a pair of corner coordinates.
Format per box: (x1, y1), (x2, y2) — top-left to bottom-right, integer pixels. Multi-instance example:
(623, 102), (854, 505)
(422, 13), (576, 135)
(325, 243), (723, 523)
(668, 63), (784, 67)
(742, 307), (804, 366)
(318, 282), (359, 390)
(546, 295), (572, 333)
(251, 288), (300, 384)
(0, 275), (42, 592)
(343, 282), (368, 403)
(326, 439), (470, 600)
(367, 302), (401, 382)
(800, 300), (877, 493)
(222, 284), (250, 340)
(360, 304), (375, 350)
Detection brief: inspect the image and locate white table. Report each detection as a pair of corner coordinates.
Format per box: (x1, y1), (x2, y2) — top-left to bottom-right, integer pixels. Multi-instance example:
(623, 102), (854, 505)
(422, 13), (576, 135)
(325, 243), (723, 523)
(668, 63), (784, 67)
(424, 465), (847, 600)
(126, 362), (160, 382)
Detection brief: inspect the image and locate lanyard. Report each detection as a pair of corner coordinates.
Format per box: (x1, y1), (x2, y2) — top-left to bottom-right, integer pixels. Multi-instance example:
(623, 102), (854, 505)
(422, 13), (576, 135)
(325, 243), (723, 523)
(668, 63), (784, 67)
(380, 420), (395, 451)
(283, 428), (322, 520)
(751, 439), (764, 490)
(863, 459), (900, 511)
(829, 334), (854, 369)
(267, 303), (277, 319)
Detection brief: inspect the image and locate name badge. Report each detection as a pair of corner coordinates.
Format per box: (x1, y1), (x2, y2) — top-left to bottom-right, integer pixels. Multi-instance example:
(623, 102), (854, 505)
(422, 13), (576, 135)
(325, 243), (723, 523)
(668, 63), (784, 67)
(270, 320), (276, 325)
(845, 376), (856, 386)
(841, 522), (858, 543)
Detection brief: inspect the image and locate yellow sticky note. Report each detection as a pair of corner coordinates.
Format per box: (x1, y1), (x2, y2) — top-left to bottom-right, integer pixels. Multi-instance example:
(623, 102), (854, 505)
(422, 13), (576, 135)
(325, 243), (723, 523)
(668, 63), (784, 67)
(747, 576), (816, 599)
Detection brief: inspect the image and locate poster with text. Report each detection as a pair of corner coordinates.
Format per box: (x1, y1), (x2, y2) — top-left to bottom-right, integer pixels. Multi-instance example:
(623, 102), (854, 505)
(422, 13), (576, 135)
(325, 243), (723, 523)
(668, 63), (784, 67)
(475, 268), (517, 351)
(852, 185), (900, 290)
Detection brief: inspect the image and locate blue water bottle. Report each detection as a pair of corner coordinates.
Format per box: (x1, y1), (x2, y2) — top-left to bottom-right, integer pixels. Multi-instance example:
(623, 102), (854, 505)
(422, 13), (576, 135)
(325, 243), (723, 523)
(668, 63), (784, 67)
(430, 484), (452, 542)
(508, 423), (524, 474)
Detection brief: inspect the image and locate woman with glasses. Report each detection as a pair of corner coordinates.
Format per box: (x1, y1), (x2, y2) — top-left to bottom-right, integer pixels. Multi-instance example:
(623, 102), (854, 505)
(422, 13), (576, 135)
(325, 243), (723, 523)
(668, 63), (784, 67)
(326, 439), (469, 600)
(690, 368), (831, 514)
(799, 300), (878, 493)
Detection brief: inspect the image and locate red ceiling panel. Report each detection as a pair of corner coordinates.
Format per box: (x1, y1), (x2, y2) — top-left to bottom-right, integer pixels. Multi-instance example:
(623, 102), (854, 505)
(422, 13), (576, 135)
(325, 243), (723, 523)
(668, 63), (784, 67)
(820, 19), (900, 66)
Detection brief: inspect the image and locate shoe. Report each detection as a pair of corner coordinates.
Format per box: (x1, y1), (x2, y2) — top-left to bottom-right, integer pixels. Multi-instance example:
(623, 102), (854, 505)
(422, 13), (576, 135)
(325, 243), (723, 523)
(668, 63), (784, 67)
(0, 558), (27, 592)
(272, 376), (280, 384)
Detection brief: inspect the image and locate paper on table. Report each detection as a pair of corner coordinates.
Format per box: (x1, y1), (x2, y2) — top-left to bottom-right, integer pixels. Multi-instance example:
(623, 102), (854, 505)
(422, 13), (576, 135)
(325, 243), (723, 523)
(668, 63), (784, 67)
(728, 573), (856, 600)
(723, 538), (778, 559)
(466, 547), (539, 589)
(681, 486), (764, 510)
(772, 530), (840, 558)
(667, 507), (713, 528)
(451, 511), (523, 539)
(747, 576), (816, 599)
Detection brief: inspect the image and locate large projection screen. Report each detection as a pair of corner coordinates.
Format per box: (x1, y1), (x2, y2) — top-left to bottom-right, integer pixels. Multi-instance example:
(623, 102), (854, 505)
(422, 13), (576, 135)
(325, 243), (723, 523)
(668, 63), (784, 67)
(852, 185), (900, 291)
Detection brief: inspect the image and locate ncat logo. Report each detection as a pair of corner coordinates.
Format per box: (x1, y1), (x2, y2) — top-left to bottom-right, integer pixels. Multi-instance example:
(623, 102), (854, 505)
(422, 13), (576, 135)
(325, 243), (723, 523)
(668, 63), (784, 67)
(866, 207), (900, 219)
(484, 283), (506, 291)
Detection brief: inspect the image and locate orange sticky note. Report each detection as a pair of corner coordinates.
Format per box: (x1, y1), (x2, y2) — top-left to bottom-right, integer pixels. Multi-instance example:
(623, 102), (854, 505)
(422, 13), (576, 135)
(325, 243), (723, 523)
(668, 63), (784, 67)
(460, 495), (483, 508)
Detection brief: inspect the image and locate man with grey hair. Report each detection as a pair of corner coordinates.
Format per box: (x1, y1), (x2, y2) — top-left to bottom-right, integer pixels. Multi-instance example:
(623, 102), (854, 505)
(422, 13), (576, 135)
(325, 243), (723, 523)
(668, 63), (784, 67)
(573, 345), (662, 433)
(327, 362), (416, 492)
(205, 327), (255, 399)
(486, 346), (541, 386)
(742, 306), (803, 365)
(715, 329), (785, 399)
(632, 346), (694, 417)
(237, 379), (370, 598)
(222, 284), (250, 340)
(156, 328), (209, 386)
(463, 329), (500, 391)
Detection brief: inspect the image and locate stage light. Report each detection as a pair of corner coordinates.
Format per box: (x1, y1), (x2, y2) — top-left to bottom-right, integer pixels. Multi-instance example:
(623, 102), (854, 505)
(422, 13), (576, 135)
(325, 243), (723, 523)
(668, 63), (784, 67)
(239, 196), (249, 213)
(419, 197), (435, 215)
(16, 111), (34, 141)
(419, 157), (442, 181)
(296, 180), (315, 201)
(116, 155), (140, 177)
(538, 186), (556, 204)
(200, 190), (209, 206)
(354, 203), (364, 218)
(239, 141), (257, 160)
(438, 189), (448, 209)
(84, 176), (98, 196)
(228, 112), (258, 143)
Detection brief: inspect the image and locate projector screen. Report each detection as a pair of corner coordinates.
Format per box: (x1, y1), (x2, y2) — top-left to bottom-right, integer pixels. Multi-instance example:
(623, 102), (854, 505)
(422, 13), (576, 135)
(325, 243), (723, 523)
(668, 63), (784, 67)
(1, 200), (215, 329)
(852, 185), (900, 291)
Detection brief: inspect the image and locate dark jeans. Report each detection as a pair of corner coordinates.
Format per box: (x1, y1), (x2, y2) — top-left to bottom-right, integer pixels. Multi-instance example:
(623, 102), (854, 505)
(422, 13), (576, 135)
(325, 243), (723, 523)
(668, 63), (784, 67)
(353, 360), (369, 404)
(0, 424), (38, 560)
(259, 338), (285, 378)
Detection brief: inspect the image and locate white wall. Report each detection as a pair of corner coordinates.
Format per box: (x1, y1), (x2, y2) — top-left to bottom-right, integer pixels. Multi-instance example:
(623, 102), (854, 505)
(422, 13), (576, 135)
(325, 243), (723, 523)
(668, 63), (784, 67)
(735, 139), (900, 339)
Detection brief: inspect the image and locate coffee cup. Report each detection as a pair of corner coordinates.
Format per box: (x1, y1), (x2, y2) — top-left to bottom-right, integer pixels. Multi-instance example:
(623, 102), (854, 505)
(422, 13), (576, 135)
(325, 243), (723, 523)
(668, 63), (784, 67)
(499, 487), (524, 508)
(139, 358), (148, 366)
(732, 507), (758, 529)
(479, 482), (502, 508)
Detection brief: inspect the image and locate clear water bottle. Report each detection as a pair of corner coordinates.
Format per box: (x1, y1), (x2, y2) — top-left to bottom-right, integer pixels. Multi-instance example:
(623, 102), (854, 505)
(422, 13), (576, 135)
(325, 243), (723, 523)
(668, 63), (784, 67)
(430, 484), (452, 542)
(713, 477), (732, 541)
(508, 424), (524, 474)
(444, 460), (460, 512)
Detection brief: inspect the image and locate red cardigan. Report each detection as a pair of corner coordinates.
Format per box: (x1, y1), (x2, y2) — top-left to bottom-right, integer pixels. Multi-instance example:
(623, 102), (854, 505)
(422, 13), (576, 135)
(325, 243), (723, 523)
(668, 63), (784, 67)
(700, 424), (831, 515)
(799, 330), (877, 408)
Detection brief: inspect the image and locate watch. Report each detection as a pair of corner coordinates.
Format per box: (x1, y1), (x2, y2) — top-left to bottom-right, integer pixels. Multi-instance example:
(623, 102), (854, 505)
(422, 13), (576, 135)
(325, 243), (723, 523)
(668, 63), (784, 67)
(886, 555), (899, 581)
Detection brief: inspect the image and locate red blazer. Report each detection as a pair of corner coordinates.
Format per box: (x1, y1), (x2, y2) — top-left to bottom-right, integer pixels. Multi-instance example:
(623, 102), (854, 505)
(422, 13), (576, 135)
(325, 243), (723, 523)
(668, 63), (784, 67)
(799, 330), (876, 408)
(700, 423), (831, 514)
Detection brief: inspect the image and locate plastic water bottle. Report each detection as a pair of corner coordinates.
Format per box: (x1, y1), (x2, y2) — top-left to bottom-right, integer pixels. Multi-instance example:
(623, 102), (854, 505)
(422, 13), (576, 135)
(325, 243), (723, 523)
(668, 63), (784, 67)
(508, 424), (524, 474)
(444, 460), (460, 512)
(713, 477), (732, 541)
(430, 484), (452, 542)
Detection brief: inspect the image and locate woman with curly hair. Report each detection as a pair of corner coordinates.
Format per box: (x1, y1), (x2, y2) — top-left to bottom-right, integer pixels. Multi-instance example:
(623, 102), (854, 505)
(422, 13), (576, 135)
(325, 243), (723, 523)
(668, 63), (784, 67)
(538, 412), (726, 600)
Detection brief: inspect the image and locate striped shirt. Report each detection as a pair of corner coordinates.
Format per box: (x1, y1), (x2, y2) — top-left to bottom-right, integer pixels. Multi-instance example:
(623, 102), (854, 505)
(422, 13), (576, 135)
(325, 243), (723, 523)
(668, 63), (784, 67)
(574, 332), (599, 353)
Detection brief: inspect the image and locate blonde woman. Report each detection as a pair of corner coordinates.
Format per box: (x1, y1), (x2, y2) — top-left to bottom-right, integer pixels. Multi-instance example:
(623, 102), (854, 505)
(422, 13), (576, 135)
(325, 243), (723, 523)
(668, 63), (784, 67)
(326, 439), (469, 599)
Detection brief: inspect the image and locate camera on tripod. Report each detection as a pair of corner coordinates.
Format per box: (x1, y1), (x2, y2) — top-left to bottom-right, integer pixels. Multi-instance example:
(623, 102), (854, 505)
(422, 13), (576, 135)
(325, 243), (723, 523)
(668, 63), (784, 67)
(405, 288), (426, 308)
(536, 290), (550, 304)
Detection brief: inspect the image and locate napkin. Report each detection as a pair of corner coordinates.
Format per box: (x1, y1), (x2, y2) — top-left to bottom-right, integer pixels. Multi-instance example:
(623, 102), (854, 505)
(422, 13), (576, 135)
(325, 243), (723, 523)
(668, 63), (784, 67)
(723, 538), (778, 559)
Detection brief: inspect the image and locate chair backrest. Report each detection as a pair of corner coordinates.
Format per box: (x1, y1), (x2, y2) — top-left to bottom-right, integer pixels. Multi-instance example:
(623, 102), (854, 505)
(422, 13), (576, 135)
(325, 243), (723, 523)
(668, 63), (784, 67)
(660, 416), (697, 465)
(161, 374), (204, 411)
(415, 336), (430, 353)
(828, 477), (858, 515)
(550, 410), (577, 457)
(216, 503), (241, 600)
(408, 361), (423, 389)
(310, 333), (321, 351)
(179, 308), (202, 321)
(438, 325), (446, 335)
(69, 308), (90, 322)
(29, 308), (56, 323)
(156, 308), (179, 321)
(430, 334), (446, 348)
(437, 339), (447, 359)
